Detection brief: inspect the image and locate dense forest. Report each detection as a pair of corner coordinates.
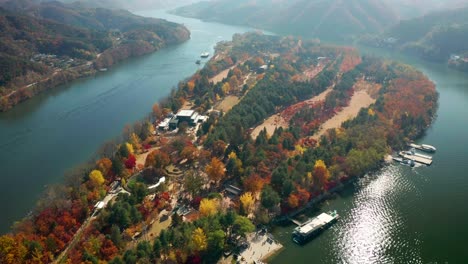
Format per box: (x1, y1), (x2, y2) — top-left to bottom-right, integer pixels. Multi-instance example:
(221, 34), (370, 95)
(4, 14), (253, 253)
(0, 33), (438, 263)
(360, 6), (468, 71)
(0, 1), (190, 111)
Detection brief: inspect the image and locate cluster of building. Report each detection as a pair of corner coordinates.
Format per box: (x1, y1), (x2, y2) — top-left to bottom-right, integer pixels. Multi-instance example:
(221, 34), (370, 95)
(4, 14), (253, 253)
(30, 53), (88, 69)
(157, 110), (208, 131)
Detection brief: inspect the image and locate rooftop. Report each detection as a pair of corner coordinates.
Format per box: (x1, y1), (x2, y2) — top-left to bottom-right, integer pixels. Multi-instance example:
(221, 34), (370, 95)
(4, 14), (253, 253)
(176, 110), (195, 117)
(295, 213), (334, 235)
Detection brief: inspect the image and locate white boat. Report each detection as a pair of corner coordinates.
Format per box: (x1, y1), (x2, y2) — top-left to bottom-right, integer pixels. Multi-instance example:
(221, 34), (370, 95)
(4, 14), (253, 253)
(421, 144), (437, 153)
(200, 52), (210, 58)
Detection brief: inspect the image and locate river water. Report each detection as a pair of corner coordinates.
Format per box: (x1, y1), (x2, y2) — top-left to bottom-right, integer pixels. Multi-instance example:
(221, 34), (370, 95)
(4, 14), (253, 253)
(270, 53), (468, 263)
(0, 10), (252, 233)
(1, 9), (468, 263)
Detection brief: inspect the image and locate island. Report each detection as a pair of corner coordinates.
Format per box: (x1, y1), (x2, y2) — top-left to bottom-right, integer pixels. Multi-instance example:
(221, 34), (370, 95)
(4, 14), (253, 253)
(0, 33), (437, 264)
(0, 1), (190, 112)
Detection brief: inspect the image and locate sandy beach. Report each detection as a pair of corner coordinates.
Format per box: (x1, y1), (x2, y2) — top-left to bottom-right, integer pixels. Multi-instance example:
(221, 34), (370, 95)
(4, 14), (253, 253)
(239, 232), (283, 263)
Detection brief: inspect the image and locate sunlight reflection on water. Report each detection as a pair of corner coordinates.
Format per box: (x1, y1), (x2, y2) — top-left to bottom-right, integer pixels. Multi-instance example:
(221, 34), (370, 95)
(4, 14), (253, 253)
(335, 166), (422, 263)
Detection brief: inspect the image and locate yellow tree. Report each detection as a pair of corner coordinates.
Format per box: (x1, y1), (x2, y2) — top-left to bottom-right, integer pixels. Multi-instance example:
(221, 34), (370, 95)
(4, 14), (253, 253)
(313, 160), (330, 189)
(221, 82), (231, 95)
(199, 198), (218, 217)
(89, 170), (105, 187)
(206, 157), (225, 183)
(191, 228), (207, 251)
(240, 192), (254, 214)
(0, 235), (27, 264)
(129, 133), (142, 153)
(126, 143), (134, 155)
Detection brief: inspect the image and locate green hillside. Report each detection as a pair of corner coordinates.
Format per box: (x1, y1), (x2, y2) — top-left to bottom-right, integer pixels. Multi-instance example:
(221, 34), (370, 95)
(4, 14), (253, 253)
(0, 1), (190, 111)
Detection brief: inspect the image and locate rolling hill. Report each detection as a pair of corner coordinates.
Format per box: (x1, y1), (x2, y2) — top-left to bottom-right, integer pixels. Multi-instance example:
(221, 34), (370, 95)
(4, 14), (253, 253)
(361, 7), (468, 64)
(173, 0), (399, 41)
(0, 0), (190, 111)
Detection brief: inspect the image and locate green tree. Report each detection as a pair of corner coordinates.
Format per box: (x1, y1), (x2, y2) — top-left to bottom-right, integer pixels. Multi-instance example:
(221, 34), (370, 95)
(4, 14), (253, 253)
(207, 230), (225, 258)
(183, 171), (204, 197)
(119, 144), (130, 158)
(110, 225), (124, 249)
(261, 185), (280, 211)
(152, 239), (162, 259)
(233, 216), (255, 237)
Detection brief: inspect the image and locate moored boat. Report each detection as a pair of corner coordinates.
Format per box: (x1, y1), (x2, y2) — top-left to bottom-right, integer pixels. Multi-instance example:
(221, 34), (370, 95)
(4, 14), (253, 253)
(421, 144), (437, 153)
(292, 210), (339, 245)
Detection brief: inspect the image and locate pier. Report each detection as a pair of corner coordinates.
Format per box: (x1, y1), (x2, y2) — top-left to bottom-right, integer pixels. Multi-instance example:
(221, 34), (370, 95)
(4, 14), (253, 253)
(399, 151), (433, 166)
(290, 219), (303, 226)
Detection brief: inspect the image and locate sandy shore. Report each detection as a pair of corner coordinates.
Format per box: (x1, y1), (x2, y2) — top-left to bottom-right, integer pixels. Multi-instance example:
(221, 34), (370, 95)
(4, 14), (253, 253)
(238, 232), (283, 264)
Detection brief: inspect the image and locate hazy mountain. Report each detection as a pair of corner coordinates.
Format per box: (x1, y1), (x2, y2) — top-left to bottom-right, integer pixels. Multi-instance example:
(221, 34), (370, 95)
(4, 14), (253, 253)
(57, 0), (199, 10)
(173, 0), (399, 41)
(384, 0), (468, 19)
(362, 7), (468, 63)
(5, 1), (180, 33)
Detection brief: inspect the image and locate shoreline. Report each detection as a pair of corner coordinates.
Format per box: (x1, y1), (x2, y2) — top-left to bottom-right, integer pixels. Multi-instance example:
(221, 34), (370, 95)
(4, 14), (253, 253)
(0, 41), (189, 113)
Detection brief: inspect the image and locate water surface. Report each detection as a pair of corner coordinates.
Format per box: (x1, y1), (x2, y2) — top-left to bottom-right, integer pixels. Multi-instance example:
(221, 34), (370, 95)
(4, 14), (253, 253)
(0, 10), (254, 233)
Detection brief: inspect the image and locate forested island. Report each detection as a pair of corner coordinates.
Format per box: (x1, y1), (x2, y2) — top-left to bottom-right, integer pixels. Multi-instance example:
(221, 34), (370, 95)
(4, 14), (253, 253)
(0, 33), (437, 263)
(0, 1), (190, 112)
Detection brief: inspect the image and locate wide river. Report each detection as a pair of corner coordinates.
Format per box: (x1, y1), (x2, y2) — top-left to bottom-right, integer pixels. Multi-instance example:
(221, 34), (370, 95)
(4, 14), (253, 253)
(1, 9), (468, 263)
(0, 10), (253, 233)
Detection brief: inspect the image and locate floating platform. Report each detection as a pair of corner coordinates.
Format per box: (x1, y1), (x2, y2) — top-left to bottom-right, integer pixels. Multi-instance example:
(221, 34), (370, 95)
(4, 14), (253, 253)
(292, 211), (339, 245)
(399, 151), (433, 166)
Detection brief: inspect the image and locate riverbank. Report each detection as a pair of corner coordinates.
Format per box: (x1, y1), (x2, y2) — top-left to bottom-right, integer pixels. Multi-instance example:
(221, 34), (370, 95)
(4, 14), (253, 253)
(0, 9), (253, 234)
(0, 39), (189, 112)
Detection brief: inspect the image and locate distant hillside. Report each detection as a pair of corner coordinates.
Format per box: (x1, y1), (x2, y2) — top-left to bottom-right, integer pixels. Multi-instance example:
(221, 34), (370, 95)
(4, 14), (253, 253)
(0, 7), (110, 86)
(172, 0), (399, 41)
(53, 0), (198, 10)
(0, 1), (190, 111)
(361, 7), (468, 65)
(384, 0), (468, 19)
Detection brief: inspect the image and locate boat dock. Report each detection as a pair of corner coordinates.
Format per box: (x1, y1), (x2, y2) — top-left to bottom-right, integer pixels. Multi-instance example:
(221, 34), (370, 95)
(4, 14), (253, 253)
(399, 151), (433, 166)
(408, 150), (432, 160)
(290, 219), (303, 226)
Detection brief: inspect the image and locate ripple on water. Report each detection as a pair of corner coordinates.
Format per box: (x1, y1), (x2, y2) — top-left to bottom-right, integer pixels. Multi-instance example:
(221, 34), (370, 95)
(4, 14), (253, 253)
(333, 166), (423, 264)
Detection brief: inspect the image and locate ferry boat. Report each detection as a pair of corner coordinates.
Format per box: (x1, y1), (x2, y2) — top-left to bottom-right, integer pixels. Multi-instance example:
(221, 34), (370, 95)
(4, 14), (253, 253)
(292, 210), (339, 245)
(200, 52), (210, 58)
